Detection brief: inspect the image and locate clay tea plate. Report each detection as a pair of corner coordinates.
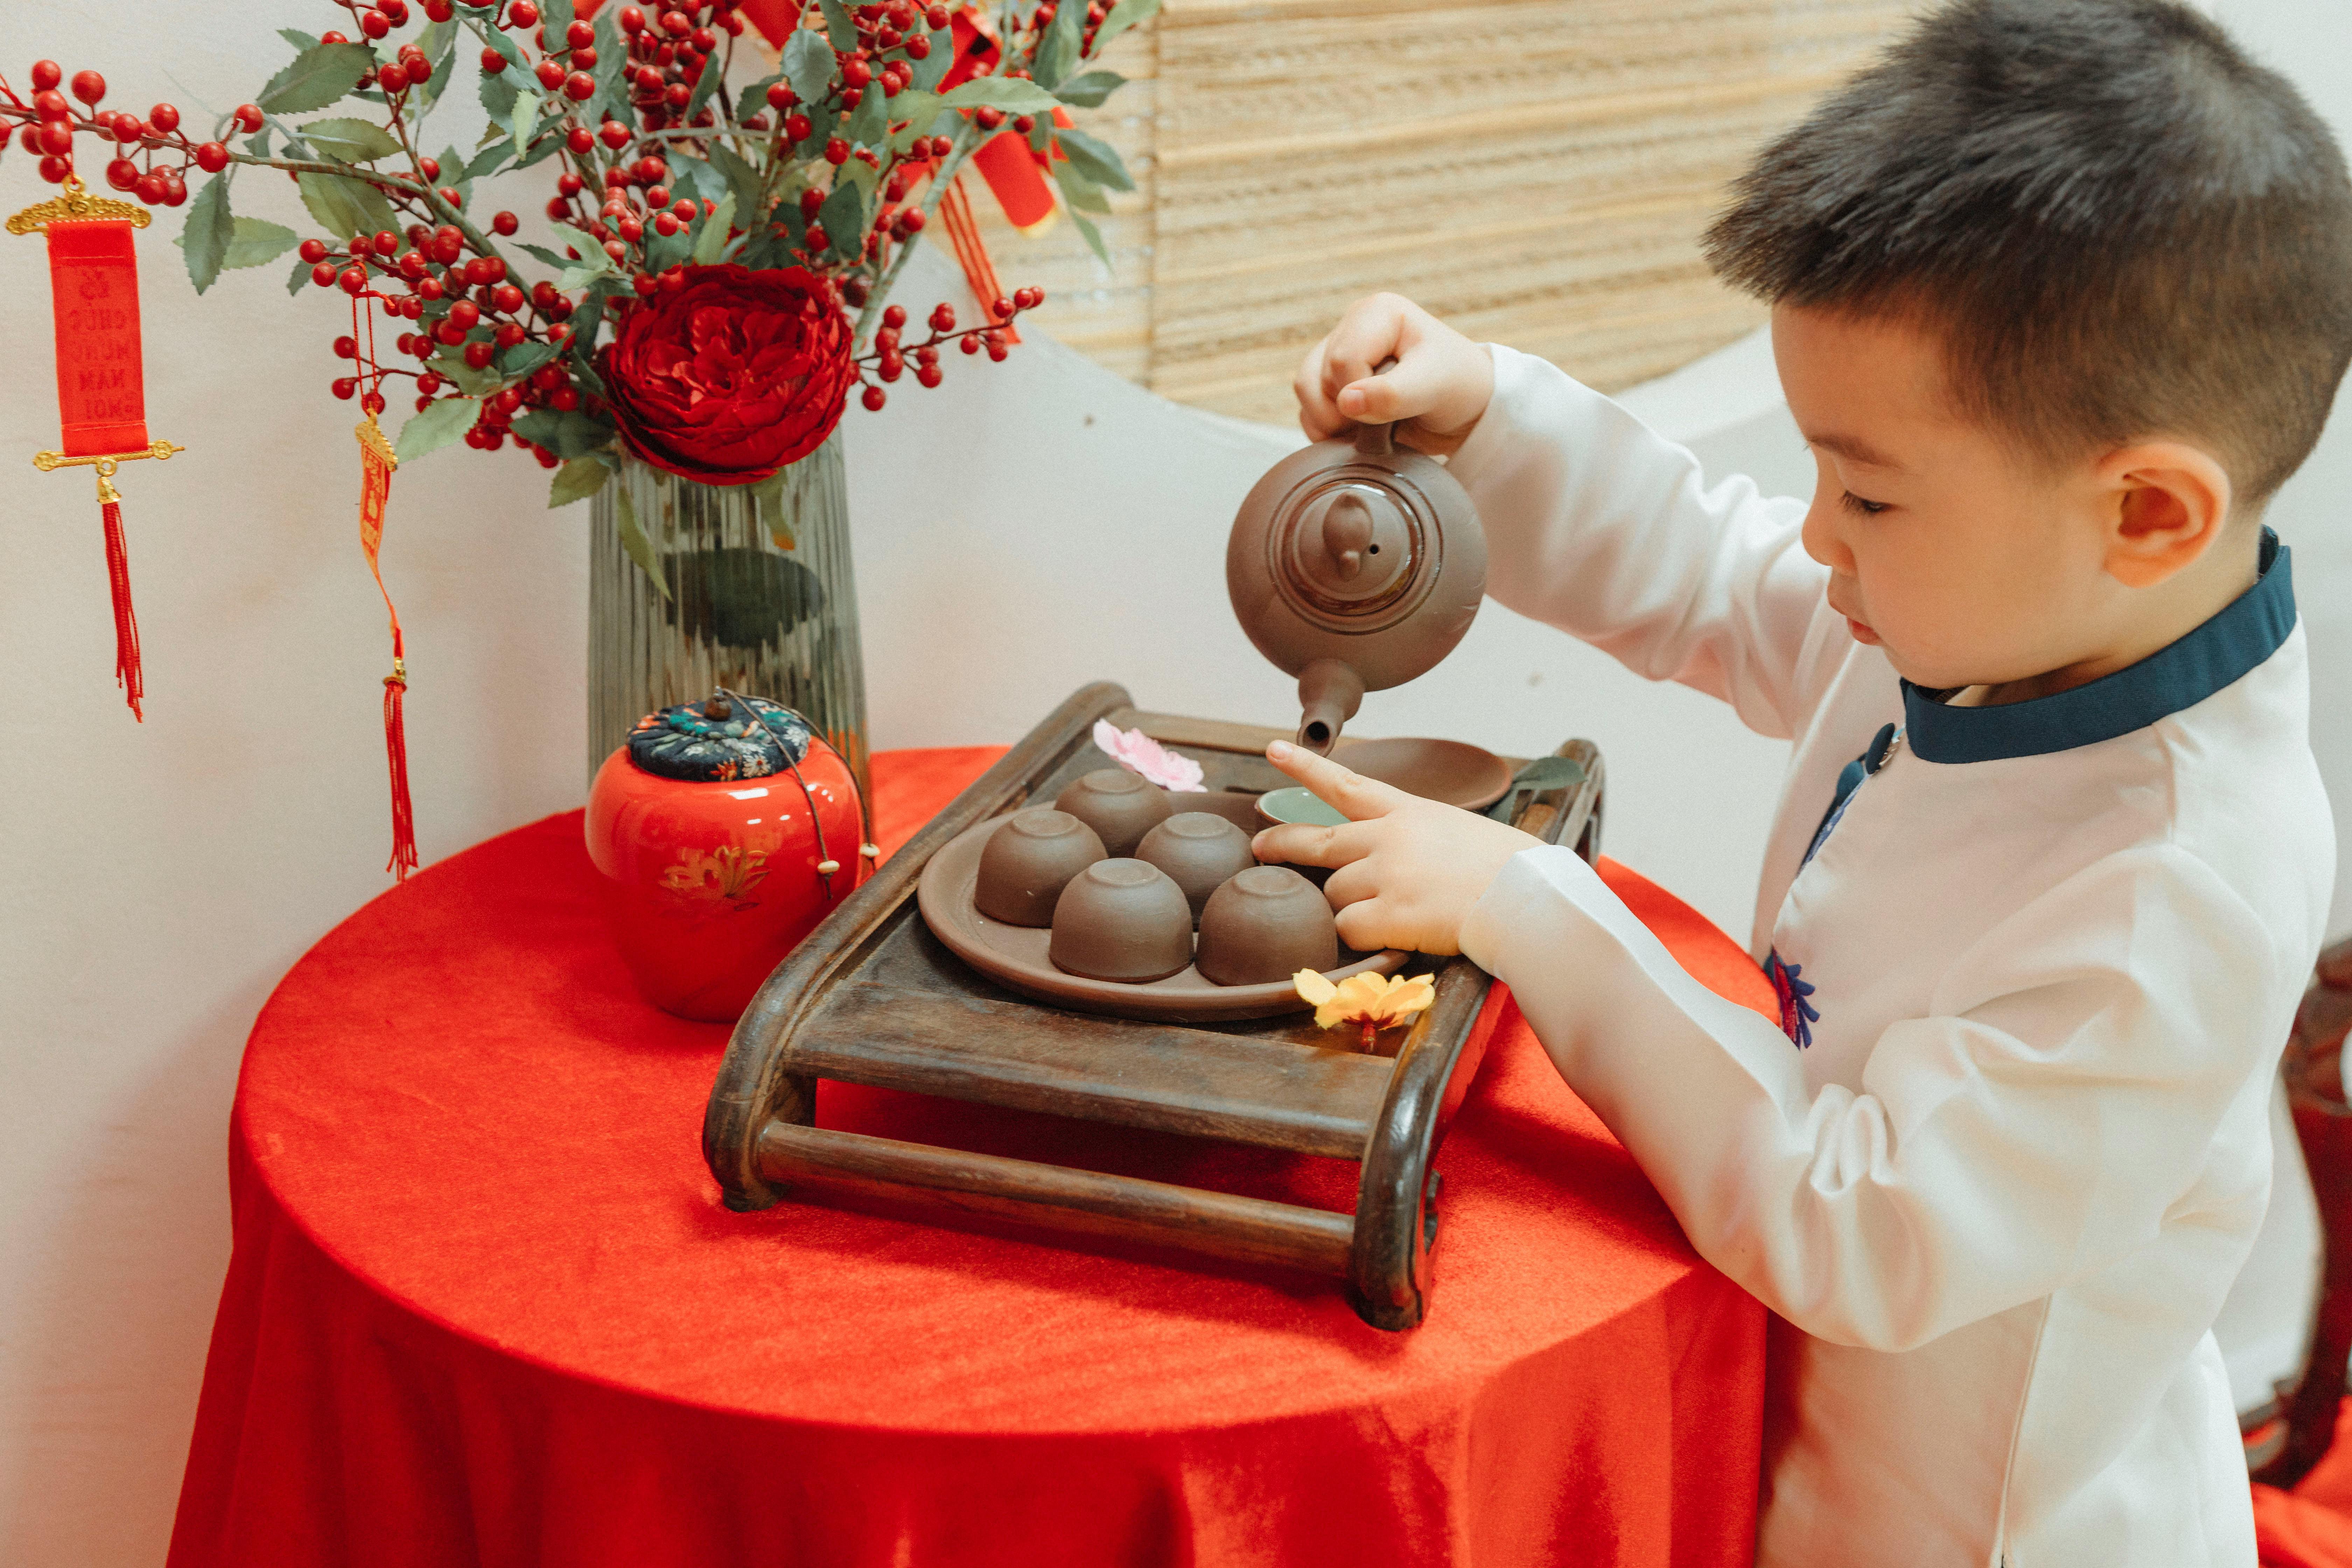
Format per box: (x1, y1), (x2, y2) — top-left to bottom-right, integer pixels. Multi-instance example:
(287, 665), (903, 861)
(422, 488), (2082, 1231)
(1335, 737), (1514, 812)
(917, 811), (1407, 1022)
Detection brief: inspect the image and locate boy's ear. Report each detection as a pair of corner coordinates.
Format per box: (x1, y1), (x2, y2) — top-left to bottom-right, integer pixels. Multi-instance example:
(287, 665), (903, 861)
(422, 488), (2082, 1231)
(2094, 440), (2235, 589)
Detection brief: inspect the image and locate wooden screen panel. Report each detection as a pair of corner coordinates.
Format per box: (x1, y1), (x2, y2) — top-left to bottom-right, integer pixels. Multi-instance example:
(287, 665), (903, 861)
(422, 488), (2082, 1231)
(952, 0), (1920, 424)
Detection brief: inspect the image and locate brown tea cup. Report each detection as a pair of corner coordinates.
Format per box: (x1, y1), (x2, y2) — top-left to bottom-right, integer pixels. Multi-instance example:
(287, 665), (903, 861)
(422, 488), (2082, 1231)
(975, 808), (1109, 927)
(1135, 812), (1258, 924)
(1195, 865), (1340, 986)
(1053, 768), (1174, 859)
(1048, 858), (1195, 983)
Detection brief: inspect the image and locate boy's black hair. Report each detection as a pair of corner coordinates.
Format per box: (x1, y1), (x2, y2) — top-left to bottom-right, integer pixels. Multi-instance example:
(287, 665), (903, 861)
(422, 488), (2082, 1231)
(1705, 0), (2352, 503)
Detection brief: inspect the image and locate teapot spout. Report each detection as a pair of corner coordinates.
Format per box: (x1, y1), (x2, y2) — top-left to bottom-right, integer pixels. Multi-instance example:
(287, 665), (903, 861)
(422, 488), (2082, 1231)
(1295, 659), (1365, 756)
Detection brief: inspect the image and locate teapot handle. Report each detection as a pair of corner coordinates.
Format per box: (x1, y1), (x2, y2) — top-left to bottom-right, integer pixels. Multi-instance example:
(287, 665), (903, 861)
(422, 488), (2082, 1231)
(1352, 356), (1401, 458)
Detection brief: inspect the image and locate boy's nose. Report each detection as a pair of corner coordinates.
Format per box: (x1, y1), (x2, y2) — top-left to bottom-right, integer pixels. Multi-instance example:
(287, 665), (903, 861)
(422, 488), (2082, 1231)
(1799, 497), (1852, 573)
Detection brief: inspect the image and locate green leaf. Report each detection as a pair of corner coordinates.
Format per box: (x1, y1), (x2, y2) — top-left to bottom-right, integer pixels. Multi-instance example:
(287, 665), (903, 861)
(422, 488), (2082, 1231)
(286, 253), (314, 296)
(1090, 0), (1161, 56)
(298, 169), (399, 244)
(466, 137), (514, 180)
(846, 81), (888, 146)
(818, 177), (866, 261)
(550, 221), (614, 289)
(838, 155), (879, 202)
(692, 192), (737, 264)
(173, 215), (300, 272)
(511, 407), (615, 458)
(941, 77), (1062, 114)
(885, 89), (943, 148)
(817, 0), (858, 53)
(910, 23), (953, 91)
(302, 115), (402, 162)
(245, 125), (275, 159)
(1054, 70), (1124, 108)
(542, 0), (575, 36)
(479, 62), (519, 122)
(435, 142), (474, 215)
(1067, 203), (1110, 268)
(258, 42), (378, 115)
(414, 19), (458, 117)
(1054, 126), (1133, 192)
(499, 338), (560, 379)
(1052, 161), (1112, 215)
(1034, 0), (1083, 89)
(182, 175), (234, 295)
(588, 5), (631, 125)
(476, 19), (528, 70)
(614, 484), (669, 598)
(507, 88), (542, 161)
(685, 56), (723, 121)
(707, 142), (765, 221)
(395, 396), (482, 465)
(783, 30), (833, 108)
(278, 28), (322, 52)
(515, 240), (570, 270)
(549, 454), (610, 508)
(676, 156), (730, 208)
(433, 355), (497, 396)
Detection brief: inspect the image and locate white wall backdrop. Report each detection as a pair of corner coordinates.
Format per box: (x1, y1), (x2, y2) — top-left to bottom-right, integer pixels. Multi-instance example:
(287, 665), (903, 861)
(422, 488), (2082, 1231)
(1, 0), (2348, 1561)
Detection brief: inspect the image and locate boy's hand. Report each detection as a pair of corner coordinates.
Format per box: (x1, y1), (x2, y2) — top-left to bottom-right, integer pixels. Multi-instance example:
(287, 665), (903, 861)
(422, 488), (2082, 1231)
(1294, 293), (1497, 458)
(1251, 740), (1540, 957)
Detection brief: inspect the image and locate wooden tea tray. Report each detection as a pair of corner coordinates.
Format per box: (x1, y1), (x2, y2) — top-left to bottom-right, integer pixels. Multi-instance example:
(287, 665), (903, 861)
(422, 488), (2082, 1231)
(702, 682), (1604, 1330)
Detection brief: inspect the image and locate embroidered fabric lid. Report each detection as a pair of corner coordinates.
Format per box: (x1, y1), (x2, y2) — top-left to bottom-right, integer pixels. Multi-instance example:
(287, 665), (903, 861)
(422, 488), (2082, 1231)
(626, 694), (815, 782)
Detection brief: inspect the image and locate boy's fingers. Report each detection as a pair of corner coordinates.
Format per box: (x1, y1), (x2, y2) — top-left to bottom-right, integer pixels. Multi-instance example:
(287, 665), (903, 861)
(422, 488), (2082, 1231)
(1321, 859), (1377, 909)
(1264, 739), (1410, 819)
(1293, 338), (1349, 442)
(1319, 293), (1414, 405)
(1332, 898), (1394, 953)
(1252, 819), (1376, 870)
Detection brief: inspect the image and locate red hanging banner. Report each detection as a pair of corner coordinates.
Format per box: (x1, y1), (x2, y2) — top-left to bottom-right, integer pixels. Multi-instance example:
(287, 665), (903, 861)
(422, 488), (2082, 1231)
(10, 176), (180, 720)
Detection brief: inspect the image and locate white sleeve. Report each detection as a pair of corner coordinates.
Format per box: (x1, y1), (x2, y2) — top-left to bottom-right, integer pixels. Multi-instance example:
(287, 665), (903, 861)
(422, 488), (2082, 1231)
(1458, 844), (2279, 1351)
(1443, 344), (1841, 741)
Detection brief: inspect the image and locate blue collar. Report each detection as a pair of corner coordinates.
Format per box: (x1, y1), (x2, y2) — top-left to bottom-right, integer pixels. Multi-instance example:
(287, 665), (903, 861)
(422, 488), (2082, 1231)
(1901, 528), (2296, 764)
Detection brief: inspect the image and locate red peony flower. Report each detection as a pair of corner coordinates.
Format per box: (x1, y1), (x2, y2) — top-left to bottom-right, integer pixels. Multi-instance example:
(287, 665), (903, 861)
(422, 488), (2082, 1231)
(600, 263), (855, 486)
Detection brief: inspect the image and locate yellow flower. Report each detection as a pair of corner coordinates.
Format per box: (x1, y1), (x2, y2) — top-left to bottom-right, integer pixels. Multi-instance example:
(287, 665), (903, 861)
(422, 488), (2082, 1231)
(1293, 969), (1439, 1033)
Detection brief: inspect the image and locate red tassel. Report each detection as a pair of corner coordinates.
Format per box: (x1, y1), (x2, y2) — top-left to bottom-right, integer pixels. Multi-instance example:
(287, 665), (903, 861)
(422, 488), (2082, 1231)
(382, 647), (418, 882)
(99, 498), (143, 721)
(938, 177), (1022, 346)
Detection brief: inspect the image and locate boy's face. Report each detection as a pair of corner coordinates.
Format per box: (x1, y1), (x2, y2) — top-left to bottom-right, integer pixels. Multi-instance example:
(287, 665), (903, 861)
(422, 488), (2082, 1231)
(1771, 303), (2184, 694)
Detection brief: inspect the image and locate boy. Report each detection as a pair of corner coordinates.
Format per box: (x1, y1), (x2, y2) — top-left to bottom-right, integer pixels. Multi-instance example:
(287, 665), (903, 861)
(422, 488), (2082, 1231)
(1250, 2), (2352, 1562)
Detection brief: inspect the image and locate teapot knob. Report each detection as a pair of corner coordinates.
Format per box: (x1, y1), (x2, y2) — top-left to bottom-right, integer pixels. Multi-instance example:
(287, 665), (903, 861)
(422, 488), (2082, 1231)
(1321, 493), (1375, 581)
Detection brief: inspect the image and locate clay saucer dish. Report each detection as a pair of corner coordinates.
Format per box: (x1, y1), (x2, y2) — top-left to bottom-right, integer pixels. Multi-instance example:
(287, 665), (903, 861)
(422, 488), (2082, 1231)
(1334, 736), (1514, 811)
(917, 811), (1406, 1022)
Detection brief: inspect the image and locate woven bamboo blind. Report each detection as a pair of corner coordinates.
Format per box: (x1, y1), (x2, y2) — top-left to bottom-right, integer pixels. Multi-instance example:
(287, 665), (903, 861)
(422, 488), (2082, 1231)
(960, 0), (1922, 424)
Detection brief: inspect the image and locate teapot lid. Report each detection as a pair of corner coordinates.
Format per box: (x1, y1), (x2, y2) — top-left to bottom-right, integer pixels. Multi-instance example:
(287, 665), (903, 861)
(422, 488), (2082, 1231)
(626, 693), (815, 782)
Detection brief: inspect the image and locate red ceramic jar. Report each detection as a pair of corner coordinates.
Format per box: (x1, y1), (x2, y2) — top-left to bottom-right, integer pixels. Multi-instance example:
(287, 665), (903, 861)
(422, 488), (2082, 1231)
(585, 694), (869, 1021)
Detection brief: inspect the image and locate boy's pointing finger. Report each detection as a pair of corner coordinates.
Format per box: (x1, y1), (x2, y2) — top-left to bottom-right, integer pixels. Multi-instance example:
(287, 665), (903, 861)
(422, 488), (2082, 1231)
(1264, 740), (1409, 820)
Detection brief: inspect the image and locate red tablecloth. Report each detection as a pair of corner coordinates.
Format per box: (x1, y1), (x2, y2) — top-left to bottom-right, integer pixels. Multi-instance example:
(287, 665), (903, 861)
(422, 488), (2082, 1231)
(169, 747), (1777, 1568)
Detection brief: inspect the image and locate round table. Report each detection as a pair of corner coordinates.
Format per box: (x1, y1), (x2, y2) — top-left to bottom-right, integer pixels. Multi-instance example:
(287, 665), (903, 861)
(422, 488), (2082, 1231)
(168, 747), (1776, 1568)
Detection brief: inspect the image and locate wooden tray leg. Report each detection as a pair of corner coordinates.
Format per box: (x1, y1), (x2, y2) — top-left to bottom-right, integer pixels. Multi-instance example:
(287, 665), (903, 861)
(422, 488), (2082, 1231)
(1348, 986), (1479, 1330)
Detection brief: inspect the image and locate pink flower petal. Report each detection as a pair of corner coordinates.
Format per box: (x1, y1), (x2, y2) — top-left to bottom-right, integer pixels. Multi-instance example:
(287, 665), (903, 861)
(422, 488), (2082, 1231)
(1092, 720), (1207, 792)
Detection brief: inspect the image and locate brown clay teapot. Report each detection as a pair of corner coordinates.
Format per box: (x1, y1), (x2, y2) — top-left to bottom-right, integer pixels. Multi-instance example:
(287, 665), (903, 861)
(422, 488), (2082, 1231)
(1226, 389), (1486, 753)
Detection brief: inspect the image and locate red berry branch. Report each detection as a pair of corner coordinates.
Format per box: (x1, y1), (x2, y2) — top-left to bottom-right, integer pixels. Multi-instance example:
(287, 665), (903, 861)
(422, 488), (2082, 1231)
(852, 285), (1042, 410)
(2, 0), (1154, 485)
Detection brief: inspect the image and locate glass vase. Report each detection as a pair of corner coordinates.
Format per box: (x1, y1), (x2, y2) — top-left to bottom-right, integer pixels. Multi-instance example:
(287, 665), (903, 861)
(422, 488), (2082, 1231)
(588, 434), (870, 806)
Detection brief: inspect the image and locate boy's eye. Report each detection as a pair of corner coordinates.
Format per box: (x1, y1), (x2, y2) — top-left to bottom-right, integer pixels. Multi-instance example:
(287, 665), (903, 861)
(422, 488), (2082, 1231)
(1840, 491), (1889, 516)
